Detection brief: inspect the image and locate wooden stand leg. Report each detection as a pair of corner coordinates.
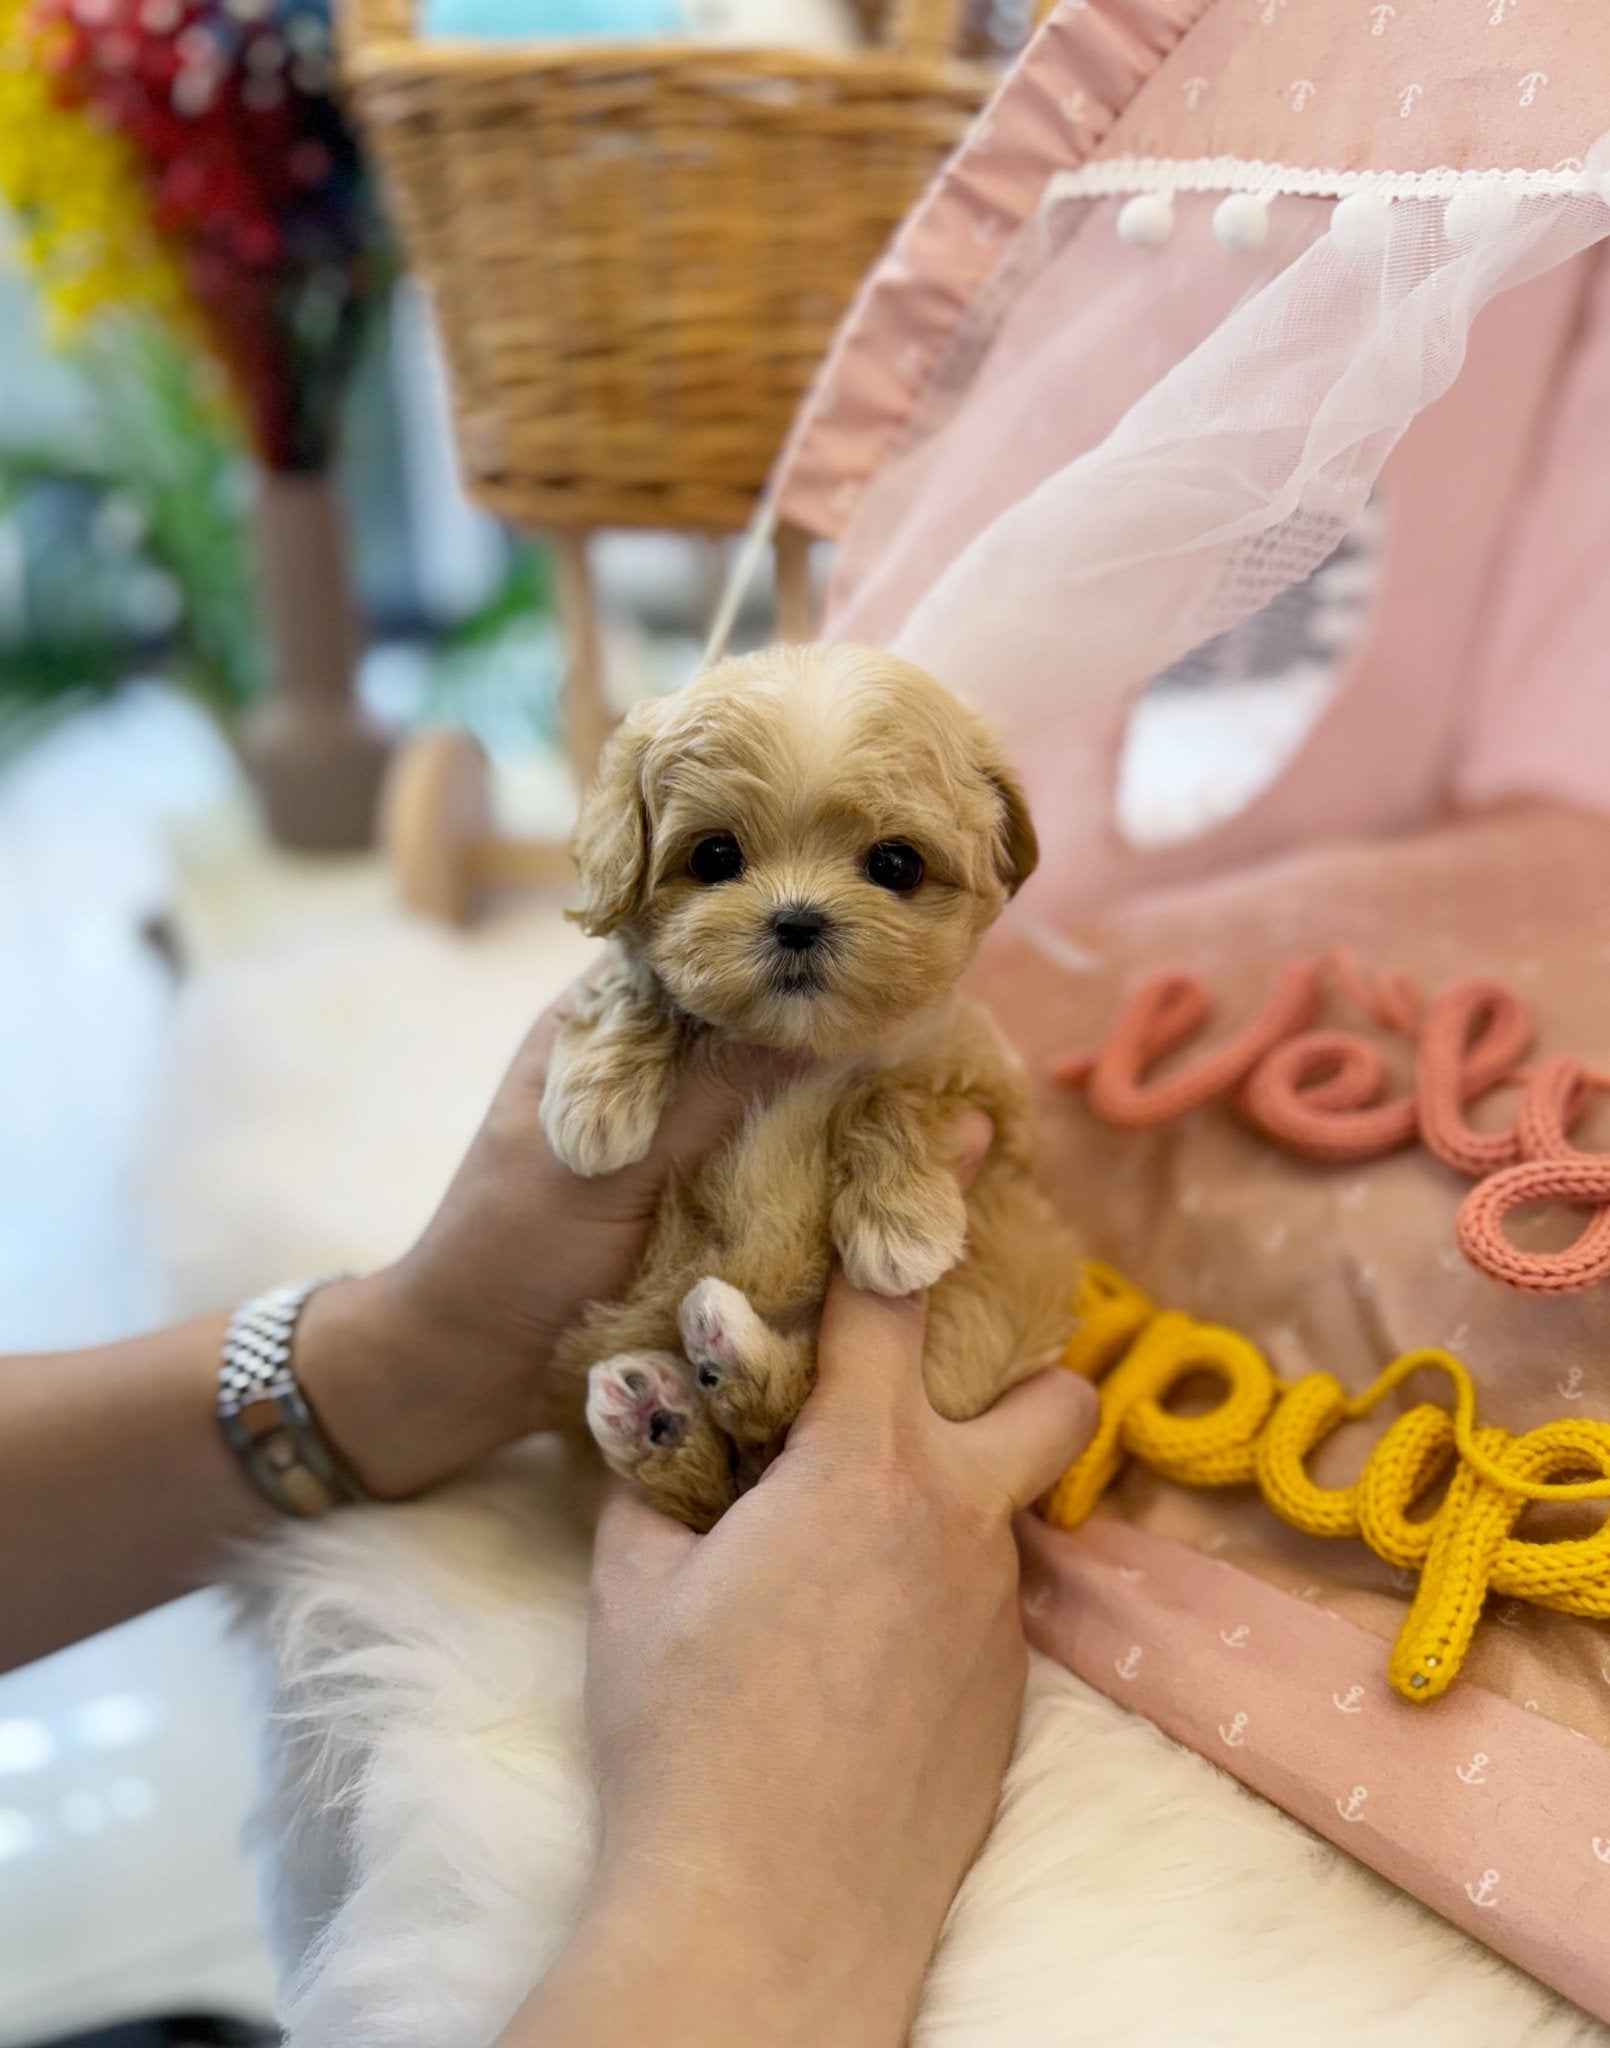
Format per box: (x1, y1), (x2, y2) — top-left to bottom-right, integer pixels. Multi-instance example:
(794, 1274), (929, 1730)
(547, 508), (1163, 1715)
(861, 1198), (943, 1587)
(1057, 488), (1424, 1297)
(773, 521), (815, 643)
(553, 529), (614, 793)
(245, 468), (390, 851)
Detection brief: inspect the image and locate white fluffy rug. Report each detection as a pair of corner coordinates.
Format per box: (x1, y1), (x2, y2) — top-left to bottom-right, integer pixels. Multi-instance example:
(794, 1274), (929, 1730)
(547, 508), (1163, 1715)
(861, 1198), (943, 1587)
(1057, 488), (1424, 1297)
(148, 895), (1608, 2047)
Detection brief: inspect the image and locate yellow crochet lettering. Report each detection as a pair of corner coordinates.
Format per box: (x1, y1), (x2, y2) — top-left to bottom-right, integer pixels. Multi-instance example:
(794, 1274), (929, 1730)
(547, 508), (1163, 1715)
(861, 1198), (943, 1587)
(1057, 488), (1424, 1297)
(1044, 1265), (1610, 1702)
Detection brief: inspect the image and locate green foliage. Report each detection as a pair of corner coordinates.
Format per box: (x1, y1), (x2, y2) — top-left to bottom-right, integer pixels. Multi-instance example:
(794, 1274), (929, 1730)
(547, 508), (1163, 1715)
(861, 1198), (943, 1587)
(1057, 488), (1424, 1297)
(0, 316), (262, 765)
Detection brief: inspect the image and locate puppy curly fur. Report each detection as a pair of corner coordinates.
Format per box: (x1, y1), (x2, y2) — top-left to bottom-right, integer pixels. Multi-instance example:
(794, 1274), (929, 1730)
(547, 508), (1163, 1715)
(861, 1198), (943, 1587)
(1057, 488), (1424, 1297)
(539, 643), (1078, 1528)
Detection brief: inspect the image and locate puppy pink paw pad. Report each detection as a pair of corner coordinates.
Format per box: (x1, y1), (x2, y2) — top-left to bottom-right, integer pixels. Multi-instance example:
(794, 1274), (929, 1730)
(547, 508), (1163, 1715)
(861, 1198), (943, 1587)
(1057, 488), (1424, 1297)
(587, 1351), (693, 1453)
(678, 1277), (765, 1387)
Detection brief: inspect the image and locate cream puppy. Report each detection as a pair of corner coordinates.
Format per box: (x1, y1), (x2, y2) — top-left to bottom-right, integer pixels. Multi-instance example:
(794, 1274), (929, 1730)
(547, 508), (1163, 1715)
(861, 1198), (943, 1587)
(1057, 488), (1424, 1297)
(541, 643), (1077, 1528)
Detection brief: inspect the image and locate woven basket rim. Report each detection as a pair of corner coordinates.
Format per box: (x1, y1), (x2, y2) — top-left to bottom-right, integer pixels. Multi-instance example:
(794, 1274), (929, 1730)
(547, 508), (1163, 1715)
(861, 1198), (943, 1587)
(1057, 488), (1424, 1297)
(343, 35), (994, 90)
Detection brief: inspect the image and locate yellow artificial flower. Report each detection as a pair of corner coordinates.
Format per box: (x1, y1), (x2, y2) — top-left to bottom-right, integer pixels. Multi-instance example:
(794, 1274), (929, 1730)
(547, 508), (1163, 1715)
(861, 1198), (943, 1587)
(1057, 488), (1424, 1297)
(0, 0), (189, 338)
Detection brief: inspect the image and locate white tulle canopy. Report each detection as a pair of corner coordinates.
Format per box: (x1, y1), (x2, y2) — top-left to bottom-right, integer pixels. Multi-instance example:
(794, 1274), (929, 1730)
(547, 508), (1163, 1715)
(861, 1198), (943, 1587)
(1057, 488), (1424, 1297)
(759, 0), (1610, 921)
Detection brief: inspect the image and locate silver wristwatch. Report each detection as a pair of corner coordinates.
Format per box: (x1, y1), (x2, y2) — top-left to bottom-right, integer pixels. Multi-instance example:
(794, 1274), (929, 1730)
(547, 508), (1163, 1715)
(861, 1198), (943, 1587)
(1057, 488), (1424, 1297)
(217, 1278), (367, 1517)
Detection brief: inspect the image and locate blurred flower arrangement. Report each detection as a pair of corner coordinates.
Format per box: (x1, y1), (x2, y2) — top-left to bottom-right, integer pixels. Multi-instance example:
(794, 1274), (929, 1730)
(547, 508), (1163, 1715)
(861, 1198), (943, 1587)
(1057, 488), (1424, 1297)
(0, 0), (396, 842)
(0, 0), (386, 472)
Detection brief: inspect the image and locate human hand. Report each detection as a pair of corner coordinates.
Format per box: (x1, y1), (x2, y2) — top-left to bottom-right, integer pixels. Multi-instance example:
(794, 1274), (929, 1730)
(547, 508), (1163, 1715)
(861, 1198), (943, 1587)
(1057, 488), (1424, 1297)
(518, 1258), (1098, 2048)
(294, 963), (792, 1497)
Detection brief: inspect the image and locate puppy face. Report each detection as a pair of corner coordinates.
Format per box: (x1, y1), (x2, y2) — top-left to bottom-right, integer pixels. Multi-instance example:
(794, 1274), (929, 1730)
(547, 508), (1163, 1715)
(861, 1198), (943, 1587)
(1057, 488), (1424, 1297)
(571, 645), (1036, 1056)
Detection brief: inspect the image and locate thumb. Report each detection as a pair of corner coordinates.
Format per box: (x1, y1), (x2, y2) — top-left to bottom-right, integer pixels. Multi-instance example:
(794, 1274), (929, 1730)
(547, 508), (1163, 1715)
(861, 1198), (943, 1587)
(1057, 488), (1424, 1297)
(794, 1267), (929, 1436)
(959, 1368), (1099, 1512)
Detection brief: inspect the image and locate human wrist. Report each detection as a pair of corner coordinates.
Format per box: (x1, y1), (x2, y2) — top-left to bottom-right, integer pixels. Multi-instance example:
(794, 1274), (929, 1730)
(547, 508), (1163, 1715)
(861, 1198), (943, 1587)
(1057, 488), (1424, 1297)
(290, 1268), (463, 1499)
(521, 1852), (920, 2048)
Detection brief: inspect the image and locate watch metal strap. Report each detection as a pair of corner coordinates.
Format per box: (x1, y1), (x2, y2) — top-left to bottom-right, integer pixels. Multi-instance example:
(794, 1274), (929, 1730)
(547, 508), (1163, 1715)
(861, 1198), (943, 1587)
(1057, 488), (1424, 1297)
(218, 1278), (365, 1517)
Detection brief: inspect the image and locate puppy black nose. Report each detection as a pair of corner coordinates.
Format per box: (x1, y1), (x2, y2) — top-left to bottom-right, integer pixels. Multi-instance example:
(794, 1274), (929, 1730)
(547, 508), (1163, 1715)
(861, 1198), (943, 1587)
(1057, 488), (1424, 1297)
(772, 905), (829, 952)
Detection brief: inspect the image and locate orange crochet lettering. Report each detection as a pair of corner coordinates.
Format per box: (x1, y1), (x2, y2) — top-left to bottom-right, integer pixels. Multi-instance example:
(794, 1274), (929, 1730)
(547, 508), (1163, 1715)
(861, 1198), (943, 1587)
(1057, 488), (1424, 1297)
(1053, 956), (1610, 1293)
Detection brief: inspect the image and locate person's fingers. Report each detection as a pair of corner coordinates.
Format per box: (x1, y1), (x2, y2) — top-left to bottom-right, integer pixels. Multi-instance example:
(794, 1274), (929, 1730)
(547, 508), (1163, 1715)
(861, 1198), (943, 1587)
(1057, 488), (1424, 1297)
(591, 1479), (696, 1595)
(796, 1267), (929, 1434)
(958, 1368), (1099, 1512)
(649, 1033), (805, 1173)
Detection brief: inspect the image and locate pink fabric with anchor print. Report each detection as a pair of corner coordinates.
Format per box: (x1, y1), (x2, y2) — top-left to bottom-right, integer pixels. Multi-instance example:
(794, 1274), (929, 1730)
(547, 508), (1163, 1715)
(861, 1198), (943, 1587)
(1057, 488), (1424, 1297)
(965, 803), (1610, 2023)
(1019, 1515), (1610, 2024)
(776, 0), (1610, 542)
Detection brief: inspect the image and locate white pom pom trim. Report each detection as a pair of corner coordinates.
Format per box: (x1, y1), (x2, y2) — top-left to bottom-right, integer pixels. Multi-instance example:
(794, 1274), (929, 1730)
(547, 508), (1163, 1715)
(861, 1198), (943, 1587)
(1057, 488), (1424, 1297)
(1116, 192), (1175, 248)
(1330, 189), (1394, 256)
(1212, 192), (1270, 252)
(1443, 185), (1521, 247)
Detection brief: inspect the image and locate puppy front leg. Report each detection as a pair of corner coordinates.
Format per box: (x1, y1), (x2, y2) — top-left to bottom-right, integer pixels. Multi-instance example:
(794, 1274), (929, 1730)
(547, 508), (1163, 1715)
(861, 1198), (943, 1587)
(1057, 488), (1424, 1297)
(541, 952), (683, 1176)
(830, 1087), (969, 1297)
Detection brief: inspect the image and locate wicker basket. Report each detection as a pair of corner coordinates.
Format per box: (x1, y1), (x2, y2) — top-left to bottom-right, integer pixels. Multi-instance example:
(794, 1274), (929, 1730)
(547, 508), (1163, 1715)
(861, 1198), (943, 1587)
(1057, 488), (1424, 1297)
(342, 0), (990, 533)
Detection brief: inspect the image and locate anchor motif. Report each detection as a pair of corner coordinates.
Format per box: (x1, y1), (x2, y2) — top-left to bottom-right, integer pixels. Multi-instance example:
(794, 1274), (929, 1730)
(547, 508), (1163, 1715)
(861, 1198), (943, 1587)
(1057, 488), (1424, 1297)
(1592, 1837), (1610, 1864)
(1115, 1644), (1144, 1682)
(1560, 1366), (1586, 1402)
(1183, 75), (1210, 111)
(1288, 81), (1315, 113)
(1465, 1869), (1501, 1909)
(1368, 2), (1395, 32)
(1488, 0), (1516, 19)
(1333, 1686), (1365, 1715)
(1220, 1625), (1251, 1650)
(1491, 1598), (1524, 1629)
(1456, 1753), (1490, 1786)
(1336, 1785), (1368, 1823)
(1219, 1712), (1250, 1748)
(1520, 70), (1548, 107)
(1398, 81), (1423, 118)
(1389, 1567), (1418, 1595)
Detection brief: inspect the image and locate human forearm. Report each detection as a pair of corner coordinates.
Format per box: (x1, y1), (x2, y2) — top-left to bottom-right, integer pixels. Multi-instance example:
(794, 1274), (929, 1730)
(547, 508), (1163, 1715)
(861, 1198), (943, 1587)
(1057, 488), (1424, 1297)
(0, 1309), (264, 1669)
(0, 1272), (428, 1670)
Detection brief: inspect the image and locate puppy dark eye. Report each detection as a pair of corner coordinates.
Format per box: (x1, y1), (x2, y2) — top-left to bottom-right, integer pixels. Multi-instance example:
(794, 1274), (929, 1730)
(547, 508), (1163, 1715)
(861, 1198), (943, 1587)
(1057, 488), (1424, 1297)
(864, 841), (925, 893)
(689, 834), (745, 885)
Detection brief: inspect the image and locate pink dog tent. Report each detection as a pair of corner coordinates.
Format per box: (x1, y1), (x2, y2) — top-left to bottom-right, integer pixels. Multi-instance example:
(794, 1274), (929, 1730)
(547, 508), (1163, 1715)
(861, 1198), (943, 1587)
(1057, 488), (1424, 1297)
(765, 0), (1610, 2021)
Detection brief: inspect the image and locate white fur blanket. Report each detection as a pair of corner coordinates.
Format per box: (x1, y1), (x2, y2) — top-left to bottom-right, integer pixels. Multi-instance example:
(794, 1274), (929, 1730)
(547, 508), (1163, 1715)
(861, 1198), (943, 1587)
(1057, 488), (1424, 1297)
(150, 901), (1607, 2047)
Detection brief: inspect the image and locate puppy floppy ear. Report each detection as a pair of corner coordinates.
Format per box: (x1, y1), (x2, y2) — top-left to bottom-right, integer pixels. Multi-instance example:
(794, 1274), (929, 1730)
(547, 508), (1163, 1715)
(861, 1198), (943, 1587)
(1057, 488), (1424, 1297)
(570, 700), (661, 935)
(987, 756), (1038, 897)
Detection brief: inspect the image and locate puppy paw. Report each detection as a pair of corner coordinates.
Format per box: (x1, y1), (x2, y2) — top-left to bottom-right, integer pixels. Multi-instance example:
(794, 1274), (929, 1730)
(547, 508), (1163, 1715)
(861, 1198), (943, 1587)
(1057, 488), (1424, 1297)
(834, 1186), (968, 1296)
(541, 1073), (661, 1177)
(587, 1351), (697, 1462)
(585, 1351), (740, 1532)
(678, 1276), (811, 1446)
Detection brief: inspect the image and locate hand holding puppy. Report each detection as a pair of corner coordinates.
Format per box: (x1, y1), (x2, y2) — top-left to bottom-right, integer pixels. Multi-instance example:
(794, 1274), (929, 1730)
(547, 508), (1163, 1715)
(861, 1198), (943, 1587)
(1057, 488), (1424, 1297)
(292, 981), (796, 1500)
(505, 1256), (1099, 2048)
